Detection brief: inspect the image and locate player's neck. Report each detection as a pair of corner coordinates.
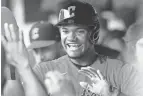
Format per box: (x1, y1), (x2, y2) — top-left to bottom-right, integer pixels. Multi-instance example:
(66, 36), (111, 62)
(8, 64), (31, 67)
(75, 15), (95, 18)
(70, 46), (97, 67)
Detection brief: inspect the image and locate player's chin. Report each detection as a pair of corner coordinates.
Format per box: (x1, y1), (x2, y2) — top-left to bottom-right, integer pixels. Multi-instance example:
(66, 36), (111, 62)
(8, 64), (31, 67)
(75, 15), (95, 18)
(67, 52), (83, 59)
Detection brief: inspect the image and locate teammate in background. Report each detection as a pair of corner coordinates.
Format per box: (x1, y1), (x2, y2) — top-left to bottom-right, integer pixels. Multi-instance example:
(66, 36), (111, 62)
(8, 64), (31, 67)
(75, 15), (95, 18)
(28, 21), (65, 66)
(1, 1), (143, 96)
(99, 11), (126, 61)
(136, 38), (143, 72)
(124, 22), (143, 89)
(135, 38), (143, 94)
(124, 21), (143, 64)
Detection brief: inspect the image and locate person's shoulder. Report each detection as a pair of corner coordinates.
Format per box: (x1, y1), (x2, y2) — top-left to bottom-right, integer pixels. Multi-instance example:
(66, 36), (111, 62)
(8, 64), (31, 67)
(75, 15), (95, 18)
(106, 57), (139, 75)
(121, 62), (139, 74)
(106, 57), (125, 67)
(45, 55), (69, 66)
(34, 55), (68, 68)
(52, 55), (69, 64)
(106, 57), (140, 74)
(33, 55), (69, 81)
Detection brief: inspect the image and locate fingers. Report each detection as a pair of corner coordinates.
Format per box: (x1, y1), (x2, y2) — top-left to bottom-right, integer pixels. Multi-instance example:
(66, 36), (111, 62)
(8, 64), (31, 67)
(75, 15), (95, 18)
(19, 29), (23, 42)
(1, 35), (7, 48)
(79, 69), (94, 79)
(88, 67), (102, 80)
(79, 67), (99, 80)
(4, 23), (17, 41)
(18, 30), (23, 52)
(18, 29), (27, 53)
(97, 70), (104, 80)
(4, 23), (12, 41)
(86, 67), (100, 79)
(81, 67), (97, 77)
(19, 29), (26, 47)
(9, 24), (16, 41)
(79, 67), (104, 81)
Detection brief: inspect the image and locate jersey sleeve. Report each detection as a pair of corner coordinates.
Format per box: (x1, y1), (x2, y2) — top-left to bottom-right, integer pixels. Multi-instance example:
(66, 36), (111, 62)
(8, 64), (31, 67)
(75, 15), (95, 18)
(32, 61), (53, 83)
(32, 56), (68, 83)
(118, 64), (143, 96)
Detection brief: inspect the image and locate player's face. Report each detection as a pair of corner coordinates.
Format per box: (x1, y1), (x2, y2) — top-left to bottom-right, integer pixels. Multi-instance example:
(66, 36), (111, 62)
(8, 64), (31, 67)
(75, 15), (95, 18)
(59, 25), (91, 58)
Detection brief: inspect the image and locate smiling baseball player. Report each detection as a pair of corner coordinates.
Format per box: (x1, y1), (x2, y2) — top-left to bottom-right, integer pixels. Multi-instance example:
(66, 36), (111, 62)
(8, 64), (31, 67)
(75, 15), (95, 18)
(1, 1), (143, 96)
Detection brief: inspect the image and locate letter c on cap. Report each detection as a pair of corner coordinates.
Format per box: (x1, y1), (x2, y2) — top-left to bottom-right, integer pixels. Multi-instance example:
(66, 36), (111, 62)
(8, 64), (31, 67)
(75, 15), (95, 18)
(68, 6), (76, 18)
(31, 28), (39, 40)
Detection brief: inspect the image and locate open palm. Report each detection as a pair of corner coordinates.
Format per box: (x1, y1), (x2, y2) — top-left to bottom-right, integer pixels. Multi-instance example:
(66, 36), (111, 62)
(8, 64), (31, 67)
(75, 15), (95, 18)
(1, 23), (29, 71)
(79, 67), (115, 96)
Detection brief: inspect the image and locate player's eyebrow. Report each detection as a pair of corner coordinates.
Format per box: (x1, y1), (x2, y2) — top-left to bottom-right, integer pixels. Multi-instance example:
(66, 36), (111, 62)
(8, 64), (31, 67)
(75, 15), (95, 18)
(75, 28), (87, 30)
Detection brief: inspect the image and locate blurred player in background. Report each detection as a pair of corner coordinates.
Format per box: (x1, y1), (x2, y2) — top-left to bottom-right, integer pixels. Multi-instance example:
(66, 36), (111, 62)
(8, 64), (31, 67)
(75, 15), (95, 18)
(125, 21), (143, 89)
(99, 11), (127, 61)
(100, 11), (126, 52)
(28, 21), (65, 66)
(1, 1), (143, 96)
(136, 38), (143, 72)
(124, 21), (143, 64)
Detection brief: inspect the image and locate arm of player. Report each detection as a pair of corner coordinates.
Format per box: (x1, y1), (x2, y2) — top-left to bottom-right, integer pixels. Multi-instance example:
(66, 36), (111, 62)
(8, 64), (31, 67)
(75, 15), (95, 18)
(1, 23), (48, 96)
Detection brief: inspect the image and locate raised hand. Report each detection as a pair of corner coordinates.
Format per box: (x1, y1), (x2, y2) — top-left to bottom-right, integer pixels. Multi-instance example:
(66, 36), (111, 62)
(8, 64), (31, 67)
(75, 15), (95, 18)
(79, 67), (118, 96)
(1, 23), (30, 72)
(44, 71), (76, 96)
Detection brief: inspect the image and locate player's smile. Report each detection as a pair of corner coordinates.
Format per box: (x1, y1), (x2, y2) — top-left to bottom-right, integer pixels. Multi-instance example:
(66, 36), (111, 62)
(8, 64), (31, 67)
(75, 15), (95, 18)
(66, 43), (83, 51)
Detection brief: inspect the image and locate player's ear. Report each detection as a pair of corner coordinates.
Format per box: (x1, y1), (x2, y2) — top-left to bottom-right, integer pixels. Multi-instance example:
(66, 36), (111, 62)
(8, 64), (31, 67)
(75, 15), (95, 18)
(87, 29), (94, 44)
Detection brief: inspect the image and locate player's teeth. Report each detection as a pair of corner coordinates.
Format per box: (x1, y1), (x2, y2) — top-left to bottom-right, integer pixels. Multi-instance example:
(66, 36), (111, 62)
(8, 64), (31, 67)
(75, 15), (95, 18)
(72, 45), (77, 47)
(68, 44), (79, 47)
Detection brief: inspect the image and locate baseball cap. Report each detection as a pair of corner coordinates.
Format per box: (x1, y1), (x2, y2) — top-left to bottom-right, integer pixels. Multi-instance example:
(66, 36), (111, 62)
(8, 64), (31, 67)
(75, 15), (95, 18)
(28, 21), (60, 49)
(56, 1), (99, 26)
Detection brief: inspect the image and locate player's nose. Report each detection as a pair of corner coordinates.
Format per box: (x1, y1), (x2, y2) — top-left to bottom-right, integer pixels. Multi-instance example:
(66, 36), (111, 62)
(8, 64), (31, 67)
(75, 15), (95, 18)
(67, 32), (77, 41)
